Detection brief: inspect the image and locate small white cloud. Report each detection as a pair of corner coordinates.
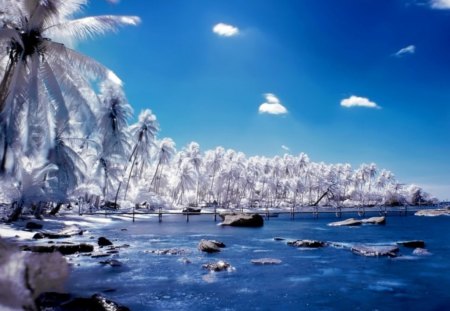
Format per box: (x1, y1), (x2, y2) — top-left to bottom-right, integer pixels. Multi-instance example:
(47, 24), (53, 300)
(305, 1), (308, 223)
(431, 0), (450, 9)
(281, 145), (290, 152)
(258, 93), (288, 115)
(340, 95), (380, 109)
(395, 45), (415, 57)
(213, 23), (239, 37)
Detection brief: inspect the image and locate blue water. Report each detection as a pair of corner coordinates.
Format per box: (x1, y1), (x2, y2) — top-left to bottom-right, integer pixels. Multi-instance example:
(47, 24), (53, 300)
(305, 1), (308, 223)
(67, 213), (450, 310)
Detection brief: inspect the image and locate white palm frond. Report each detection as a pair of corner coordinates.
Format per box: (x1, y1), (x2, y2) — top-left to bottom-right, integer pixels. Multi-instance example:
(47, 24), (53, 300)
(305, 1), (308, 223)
(44, 15), (141, 41)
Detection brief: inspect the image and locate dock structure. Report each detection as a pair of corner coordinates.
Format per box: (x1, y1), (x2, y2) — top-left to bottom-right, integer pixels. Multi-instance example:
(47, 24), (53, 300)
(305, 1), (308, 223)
(71, 205), (435, 223)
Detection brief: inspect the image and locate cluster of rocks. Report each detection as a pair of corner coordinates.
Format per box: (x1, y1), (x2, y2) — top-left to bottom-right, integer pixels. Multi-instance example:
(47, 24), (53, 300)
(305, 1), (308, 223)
(276, 237), (430, 258)
(328, 216), (386, 227)
(415, 208), (450, 217)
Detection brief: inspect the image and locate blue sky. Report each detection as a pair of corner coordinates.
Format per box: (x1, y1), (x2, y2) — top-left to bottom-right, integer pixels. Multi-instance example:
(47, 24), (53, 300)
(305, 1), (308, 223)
(80, 0), (450, 199)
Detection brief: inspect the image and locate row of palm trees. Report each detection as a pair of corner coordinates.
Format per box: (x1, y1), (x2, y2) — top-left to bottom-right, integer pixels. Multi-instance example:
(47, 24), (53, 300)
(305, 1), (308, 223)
(0, 1), (433, 218)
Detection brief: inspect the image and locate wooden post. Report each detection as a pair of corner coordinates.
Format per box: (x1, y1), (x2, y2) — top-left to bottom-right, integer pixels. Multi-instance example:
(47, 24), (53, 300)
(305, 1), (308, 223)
(133, 204), (137, 223)
(214, 206), (217, 222)
(265, 206), (269, 220)
(186, 211), (189, 222)
(158, 206), (162, 223)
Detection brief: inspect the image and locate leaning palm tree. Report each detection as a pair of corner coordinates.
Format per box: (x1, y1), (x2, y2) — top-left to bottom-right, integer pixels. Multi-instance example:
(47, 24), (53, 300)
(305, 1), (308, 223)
(120, 109), (159, 201)
(0, 0), (140, 177)
(151, 137), (176, 195)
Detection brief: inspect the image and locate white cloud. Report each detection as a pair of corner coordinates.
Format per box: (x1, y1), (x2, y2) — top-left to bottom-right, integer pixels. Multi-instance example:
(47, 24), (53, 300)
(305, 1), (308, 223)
(213, 23), (239, 37)
(431, 0), (450, 9)
(258, 93), (288, 115)
(281, 145), (290, 152)
(340, 95), (380, 109)
(395, 45), (415, 57)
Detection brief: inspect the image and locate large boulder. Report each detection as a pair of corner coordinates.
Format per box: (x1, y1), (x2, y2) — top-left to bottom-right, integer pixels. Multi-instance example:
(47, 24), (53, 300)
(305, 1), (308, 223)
(221, 214), (264, 227)
(287, 240), (325, 248)
(198, 240), (224, 253)
(59, 294), (130, 311)
(0, 239), (69, 311)
(351, 245), (399, 257)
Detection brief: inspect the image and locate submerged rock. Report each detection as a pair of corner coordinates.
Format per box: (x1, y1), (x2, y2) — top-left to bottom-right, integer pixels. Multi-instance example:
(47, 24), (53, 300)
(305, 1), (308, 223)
(25, 221), (43, 230)
(412, 248), (432, 256)
(98, 237), (113, 247)
(99, 259), (123, 267)
(328, 218), (362, 227)
(198, 240), (225, 253)
(273, 237), (286, 241)
(221, 214), (264, 227)
(415, 209), (450, 217)
(91, 252), (111, 258)
(146, 248), (187, 255)
(287, 240), (325, 248)
(351, 245), (399, 257)
(251, 258), (282, 265)
(22, 243), (94, 255)
(397, 240), (425, 248)
(202, 260), (233, 272)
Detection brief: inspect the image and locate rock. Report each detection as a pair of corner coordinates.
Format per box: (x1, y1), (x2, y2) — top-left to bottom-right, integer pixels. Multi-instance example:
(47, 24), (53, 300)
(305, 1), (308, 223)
(146, 248), (187, 255)
(210, 240), (226, 248)
(351, 245), (399, 257)
(415, 209), (450, 217)
(98, 237), (113, 247)
(180, 257), (192, 264)
(99, 259), (123, 267)
(33, 232), (46, 239)
(328, 218), (362, 226)
(61, 294), (130, 311)
(397, 240), (426, 248)
(413, 248), (432, 256)
(273, 237), (286, 241)
(31, 225), (84, 240)
(221, 214), (264, 227)
(287, 240), (325, 248)
(121, 228), (127, 231)
(35, 292), (72, 309)
(26, 221), (43, 230)
(198, 240), (221, 253)
(182, 207), (202, 215)
(22, 243), (94, 255)
(202, 260), (233, 272)
(251, 258), (282, 265)
(361, 216), (386, 225)
(59, 225), (84, 236)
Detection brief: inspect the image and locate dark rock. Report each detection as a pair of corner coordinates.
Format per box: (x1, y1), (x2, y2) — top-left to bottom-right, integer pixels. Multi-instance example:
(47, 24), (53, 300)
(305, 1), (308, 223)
(91, 252), (111, 258)
(397, 240), (426, 248)
(35, 292), (72, 309)
(26, 221), (43, 230)
(251, 258), (282, 265)
(33, 232), (46, 239)
(180, 257), (192, 264)
(146, 248), (187, 255)
(182, 207), (202, 215)
(107, 250), (119, 254)
(210, 240), (226, 248)
(412, 248), (432, 256)
(198, 240), (221, 253)
(98, 237), (113, 247)
(221, 214), (264, 227)
(60, 294), (130, 311)
(120, 228), (128, 231)
(99, 259), (123, 267)
(202, 260), (233, 272)
(273, 237), (285, 241)
(328, 218), (362, 227)
(287, 240), (325, 248)
(351, 245), (399, 257)
(22, 243), (94, 255)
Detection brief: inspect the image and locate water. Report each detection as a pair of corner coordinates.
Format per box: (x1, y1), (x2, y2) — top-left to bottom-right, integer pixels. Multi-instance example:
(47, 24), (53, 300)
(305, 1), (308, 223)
(67, 213), (450, 310)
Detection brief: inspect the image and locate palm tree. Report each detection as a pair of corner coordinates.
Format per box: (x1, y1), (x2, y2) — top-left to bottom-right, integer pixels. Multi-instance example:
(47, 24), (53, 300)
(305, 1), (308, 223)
(151, 138), (176, 194)
(0, 0), (139, 179)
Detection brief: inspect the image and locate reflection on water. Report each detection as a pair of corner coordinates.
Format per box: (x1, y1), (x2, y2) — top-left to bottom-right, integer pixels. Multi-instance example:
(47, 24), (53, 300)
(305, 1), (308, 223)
(68, 213), (450, 310)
